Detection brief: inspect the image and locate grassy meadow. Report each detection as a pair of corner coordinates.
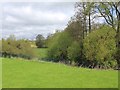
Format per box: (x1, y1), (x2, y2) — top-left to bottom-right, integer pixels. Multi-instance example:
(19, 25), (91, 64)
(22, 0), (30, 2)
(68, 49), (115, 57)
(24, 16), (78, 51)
(2, 58), (118, 88)
(34, 48), (48, 59)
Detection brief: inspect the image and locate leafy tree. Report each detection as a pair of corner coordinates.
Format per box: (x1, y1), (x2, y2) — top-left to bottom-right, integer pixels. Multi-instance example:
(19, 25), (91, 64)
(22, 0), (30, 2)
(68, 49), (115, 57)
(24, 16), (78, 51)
(66, 21), (84, 41)
(97, 2), (120, 69)
(35, 34), (45, 48)
(75, 2), (87, 37)
(47, 31), (73, 63)
(67, 41), (81, 65)
(75, 2), (97, 35)
(83, 26), (117, 69)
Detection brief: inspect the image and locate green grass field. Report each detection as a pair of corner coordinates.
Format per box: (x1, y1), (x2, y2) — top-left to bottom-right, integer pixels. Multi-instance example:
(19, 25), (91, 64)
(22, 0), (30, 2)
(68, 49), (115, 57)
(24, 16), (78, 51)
(2, 58), (118, 88)
(34, 48), (48, 59)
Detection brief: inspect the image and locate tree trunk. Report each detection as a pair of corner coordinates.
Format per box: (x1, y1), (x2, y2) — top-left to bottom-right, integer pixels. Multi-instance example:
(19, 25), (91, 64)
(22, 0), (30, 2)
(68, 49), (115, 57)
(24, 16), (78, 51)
(88, 12), (91, 33)
(116, 12), (120, 70)
(83, 3), (87, 37)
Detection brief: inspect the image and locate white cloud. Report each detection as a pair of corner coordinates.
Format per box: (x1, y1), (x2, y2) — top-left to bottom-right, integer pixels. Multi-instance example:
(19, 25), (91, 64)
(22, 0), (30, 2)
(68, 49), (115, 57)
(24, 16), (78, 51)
(2, 2), (75, 39)
(4, 5), (69, 25)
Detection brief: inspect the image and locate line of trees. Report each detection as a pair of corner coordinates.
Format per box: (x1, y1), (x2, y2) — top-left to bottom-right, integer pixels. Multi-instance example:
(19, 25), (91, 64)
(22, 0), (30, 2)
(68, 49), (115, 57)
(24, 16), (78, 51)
(46, 2), (120, 69)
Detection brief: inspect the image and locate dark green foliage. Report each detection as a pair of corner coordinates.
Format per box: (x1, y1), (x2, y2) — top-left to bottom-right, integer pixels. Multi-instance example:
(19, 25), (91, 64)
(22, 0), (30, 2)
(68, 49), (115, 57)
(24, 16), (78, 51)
(66, 21), (84, 41)
(47, 31), (73, 63)
(67, 41), (81, 65)
(47, 25), (117, 69)
(83, 26), (117, 69)
(1, 35), (35, 59)
(35, 34), (45, 48)
(47, 20), (85, 65)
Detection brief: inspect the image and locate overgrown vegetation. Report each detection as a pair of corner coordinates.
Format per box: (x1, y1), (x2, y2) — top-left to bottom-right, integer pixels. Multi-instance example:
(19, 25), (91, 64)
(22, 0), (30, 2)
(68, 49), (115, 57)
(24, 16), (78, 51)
(83, 26), (117, 69)
(46, 24), (117, 69)
(45, 2), (120, 69)
(47, 31), (73, 62)
(1, 35), (35, 59)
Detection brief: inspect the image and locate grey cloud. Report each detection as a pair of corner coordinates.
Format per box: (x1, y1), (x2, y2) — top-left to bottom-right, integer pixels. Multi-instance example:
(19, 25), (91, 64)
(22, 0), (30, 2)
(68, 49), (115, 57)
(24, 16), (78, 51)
(2, 2), (75, 39)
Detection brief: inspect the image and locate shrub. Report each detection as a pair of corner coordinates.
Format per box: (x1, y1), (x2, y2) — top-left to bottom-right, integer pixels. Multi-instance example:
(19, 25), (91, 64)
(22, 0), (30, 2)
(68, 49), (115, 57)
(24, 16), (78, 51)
(47, 31), (73, 63)
(67, 41), (81, 65)
(1, 35), (35, 59)
(83, 26), (117, 69)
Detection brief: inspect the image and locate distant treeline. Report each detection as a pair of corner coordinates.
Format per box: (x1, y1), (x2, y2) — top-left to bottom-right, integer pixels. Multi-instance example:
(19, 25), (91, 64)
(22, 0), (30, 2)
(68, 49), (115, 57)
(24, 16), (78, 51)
(0, 35), (35, 59)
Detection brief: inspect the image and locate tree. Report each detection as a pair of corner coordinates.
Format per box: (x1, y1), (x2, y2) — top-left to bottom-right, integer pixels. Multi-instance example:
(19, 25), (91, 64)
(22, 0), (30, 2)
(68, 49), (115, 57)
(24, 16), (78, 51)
(66, 20), (84, 41)
(113, 2), (120, 70)
(35, 34), (45, 48)
(83, 26), (117, 69)
(47, 31), (73, 63)
(75, 2), (87, 37)
(85, 2), (96, 33)
(67, 41), (81, 65)
(97, 2), (120, 69)
(75, 2), (97, 34)
(97, 3), (115, 28)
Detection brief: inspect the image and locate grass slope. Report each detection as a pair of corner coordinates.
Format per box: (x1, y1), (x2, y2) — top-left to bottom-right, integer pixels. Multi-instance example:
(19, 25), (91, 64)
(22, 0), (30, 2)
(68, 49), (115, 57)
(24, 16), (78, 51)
(2, 58), (118, 88)
(34, 48), (47, 59)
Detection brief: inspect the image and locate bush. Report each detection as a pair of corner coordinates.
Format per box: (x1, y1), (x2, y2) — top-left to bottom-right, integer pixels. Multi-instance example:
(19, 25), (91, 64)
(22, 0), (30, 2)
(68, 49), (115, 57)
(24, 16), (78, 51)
(1, 35), (35, 59)
(83, 26), (117, 69)
(67, 41), (81, 65)
(47, 31), (73, 63)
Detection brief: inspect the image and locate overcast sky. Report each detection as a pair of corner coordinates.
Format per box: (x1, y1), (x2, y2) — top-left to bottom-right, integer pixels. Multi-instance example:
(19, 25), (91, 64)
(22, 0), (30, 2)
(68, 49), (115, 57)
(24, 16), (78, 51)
(1, 2), (75, 40)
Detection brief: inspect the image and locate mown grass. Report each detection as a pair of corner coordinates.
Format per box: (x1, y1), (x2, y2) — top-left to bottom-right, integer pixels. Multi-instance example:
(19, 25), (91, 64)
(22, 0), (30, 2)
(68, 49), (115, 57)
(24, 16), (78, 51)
(2, 58), (118, 88)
